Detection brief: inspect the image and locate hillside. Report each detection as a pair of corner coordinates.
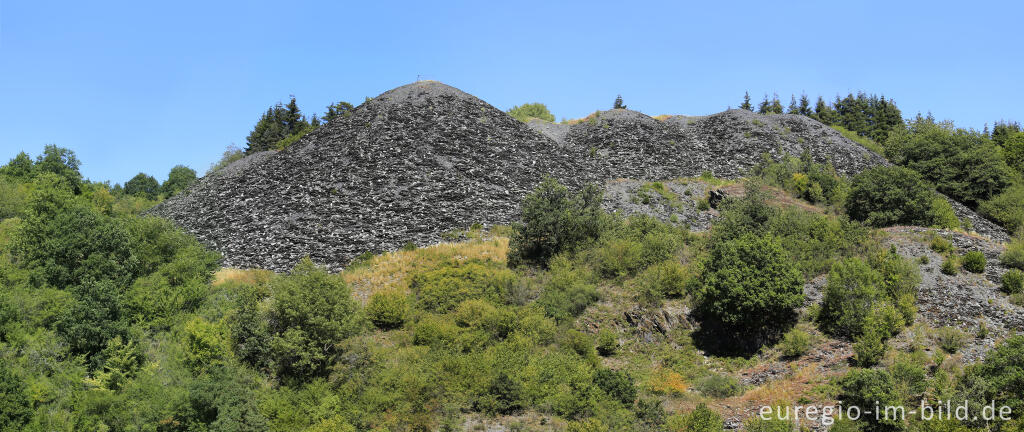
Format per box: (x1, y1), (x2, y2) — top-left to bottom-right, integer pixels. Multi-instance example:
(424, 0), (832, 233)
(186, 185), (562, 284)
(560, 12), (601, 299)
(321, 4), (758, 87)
(153, 81), (997, 272)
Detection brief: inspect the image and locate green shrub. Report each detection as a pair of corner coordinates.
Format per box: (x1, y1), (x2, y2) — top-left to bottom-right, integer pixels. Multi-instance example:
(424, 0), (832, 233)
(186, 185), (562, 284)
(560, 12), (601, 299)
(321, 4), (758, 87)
(930, 236), (954, 253)
(818, 258), (884, 338)
(979, 184), (1024, 234)
(676, 403), (723, 432)
(367, 290), (409, 329)
(837, 368), (901, 431)
(593, 368), (636, 405)
(508, 178), (608, 267)
(933, 326), (965, 353)
(1001, 236), (1024, 270)
(853, 321), (886, 367)
(696, 374), (743, 398)
(961, 251), (986, 273)
(537, 256), (599, 322)
(1002, 269), (1024, 294)
(940, 256), (959, 275)
(474, 372), (524, 415)
(779, 328), (814, 358)
(507, 103), (555, 123)
(846, 165), (951, 228)
(744, 417), (795, 432)
(411, 259), (516, 312)
(693, 233), (804, 345)
(268, 258), (362, 382)
(0, 359), (32, 431)
(412, 314), (461, 349)
(972, 335), (1024, 415)
(596, 329), (617, 356)
(635, 260), (692, 306)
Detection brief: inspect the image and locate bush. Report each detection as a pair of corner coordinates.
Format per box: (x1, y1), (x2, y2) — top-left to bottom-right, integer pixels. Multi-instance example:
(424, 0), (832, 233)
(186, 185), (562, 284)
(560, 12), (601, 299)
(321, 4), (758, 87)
(973, 335), (1024, 415)
(961, 251), (986, 274)
(635, 260), (692, 306)
(411, 259), (516, 313)
(507, 103), (555, 123)
(596, 329), (617, 356)
(818, 258), (884, 338)
(846, 166), (950, 228)
(693, 233), (804, 346)
(837, 369), (901, 431)
(366, 290), (409, 329)
(537, 256), (599, 322)
(979, 185), (1024, 234)
(268, 258), (362, 382)
(941, 256), (959, 275)
(853, 321), (886, 367)
(474, 372), (524, 415)
(676, 403), (723, 432)
(930, 236), (954, 253)
(508, 178), (608, 267)
(933, 326), (965, 353)
(1002, 269), (1024, 294)
(1002, 236), (1024, 270)
(779, 328), (814, 358)
(696, 374), (743, 398)
(0, 358), (33, 431)
(593, 368), (636, 405)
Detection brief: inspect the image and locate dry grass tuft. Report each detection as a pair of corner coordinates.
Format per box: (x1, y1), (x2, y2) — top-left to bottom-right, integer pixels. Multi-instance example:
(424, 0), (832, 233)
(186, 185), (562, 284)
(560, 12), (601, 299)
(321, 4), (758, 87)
(212, 268), (275, 287)
(342, 236), (509, 303)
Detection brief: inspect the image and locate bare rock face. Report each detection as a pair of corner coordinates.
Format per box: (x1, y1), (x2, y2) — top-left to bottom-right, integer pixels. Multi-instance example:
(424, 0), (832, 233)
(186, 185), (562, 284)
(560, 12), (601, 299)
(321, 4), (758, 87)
(151, 81), (1006, 271)
(151, 81), (604, 271)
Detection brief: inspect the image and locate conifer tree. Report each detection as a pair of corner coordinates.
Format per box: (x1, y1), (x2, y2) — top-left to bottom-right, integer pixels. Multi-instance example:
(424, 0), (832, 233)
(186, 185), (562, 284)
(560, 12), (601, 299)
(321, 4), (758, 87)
(324, 101), (355, 122)
(740, 92), (753, 111)
(758, 94), (770, 114)
(768, 93), (784, 114)
(613, 95), (627, 110)
(787, 95), (799, 114)
(798, 93), (811, 116)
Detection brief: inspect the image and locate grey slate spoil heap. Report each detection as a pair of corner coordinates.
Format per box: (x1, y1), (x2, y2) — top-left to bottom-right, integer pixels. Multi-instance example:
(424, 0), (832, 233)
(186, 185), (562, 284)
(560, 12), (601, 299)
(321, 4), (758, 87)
(151, 81), (1007, 271)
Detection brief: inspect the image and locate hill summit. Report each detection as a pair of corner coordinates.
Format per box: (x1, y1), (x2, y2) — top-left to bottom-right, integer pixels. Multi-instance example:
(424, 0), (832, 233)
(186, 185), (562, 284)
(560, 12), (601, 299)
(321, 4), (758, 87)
(151, 81), (996, 271)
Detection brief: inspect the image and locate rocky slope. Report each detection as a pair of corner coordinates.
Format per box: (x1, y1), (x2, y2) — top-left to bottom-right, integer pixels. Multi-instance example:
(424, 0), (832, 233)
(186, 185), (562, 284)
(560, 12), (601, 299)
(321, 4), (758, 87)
(152, 81), (1006, 271)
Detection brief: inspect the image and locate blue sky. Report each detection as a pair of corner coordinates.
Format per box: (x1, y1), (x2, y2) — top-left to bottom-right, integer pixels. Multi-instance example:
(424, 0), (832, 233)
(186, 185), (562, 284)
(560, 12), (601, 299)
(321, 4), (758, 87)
(1, 0), (1021, 184)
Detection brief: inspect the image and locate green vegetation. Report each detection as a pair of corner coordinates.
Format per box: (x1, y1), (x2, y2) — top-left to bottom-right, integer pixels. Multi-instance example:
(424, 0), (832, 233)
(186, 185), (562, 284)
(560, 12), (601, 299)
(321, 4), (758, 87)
(693, 232), (803, 350)
(961, 250), (986, 273)
(1002, 269), (1024, 294)
(846, 165), (958, 228)
(508, 177), (608, 267)
(508, 102), (555, 122)
(5, 103), (1024, 431)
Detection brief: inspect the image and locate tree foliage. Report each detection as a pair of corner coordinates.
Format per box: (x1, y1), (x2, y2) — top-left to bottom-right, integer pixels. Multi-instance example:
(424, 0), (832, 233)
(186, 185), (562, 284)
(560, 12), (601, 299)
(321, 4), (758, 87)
(162, 165), (196, 197)
(508, 102), (555, 122)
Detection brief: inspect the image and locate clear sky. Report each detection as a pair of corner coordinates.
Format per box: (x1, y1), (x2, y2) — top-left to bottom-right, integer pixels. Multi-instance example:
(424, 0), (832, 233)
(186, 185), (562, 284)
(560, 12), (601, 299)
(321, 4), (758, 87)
(1, 0), (1021, 184)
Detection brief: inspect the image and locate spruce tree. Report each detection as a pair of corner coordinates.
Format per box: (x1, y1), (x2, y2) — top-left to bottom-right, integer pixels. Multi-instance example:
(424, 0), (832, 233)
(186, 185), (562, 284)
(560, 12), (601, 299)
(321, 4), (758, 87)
(324, 101), (355, 122)
(798, 94), (811, 116)
(613, 95), (626, 110)
(758, 94), (770, 114)
(740, 92), (753, 111)
(768, 93), (784, 114)
(787, 95), (798, 114)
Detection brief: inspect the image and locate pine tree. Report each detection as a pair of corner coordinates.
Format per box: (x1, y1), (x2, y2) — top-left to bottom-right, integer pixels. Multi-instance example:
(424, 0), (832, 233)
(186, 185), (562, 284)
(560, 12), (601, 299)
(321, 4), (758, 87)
(613, 95), (627, 110)
(740, 92), (753, 111)
(787, 95), (798, 114)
